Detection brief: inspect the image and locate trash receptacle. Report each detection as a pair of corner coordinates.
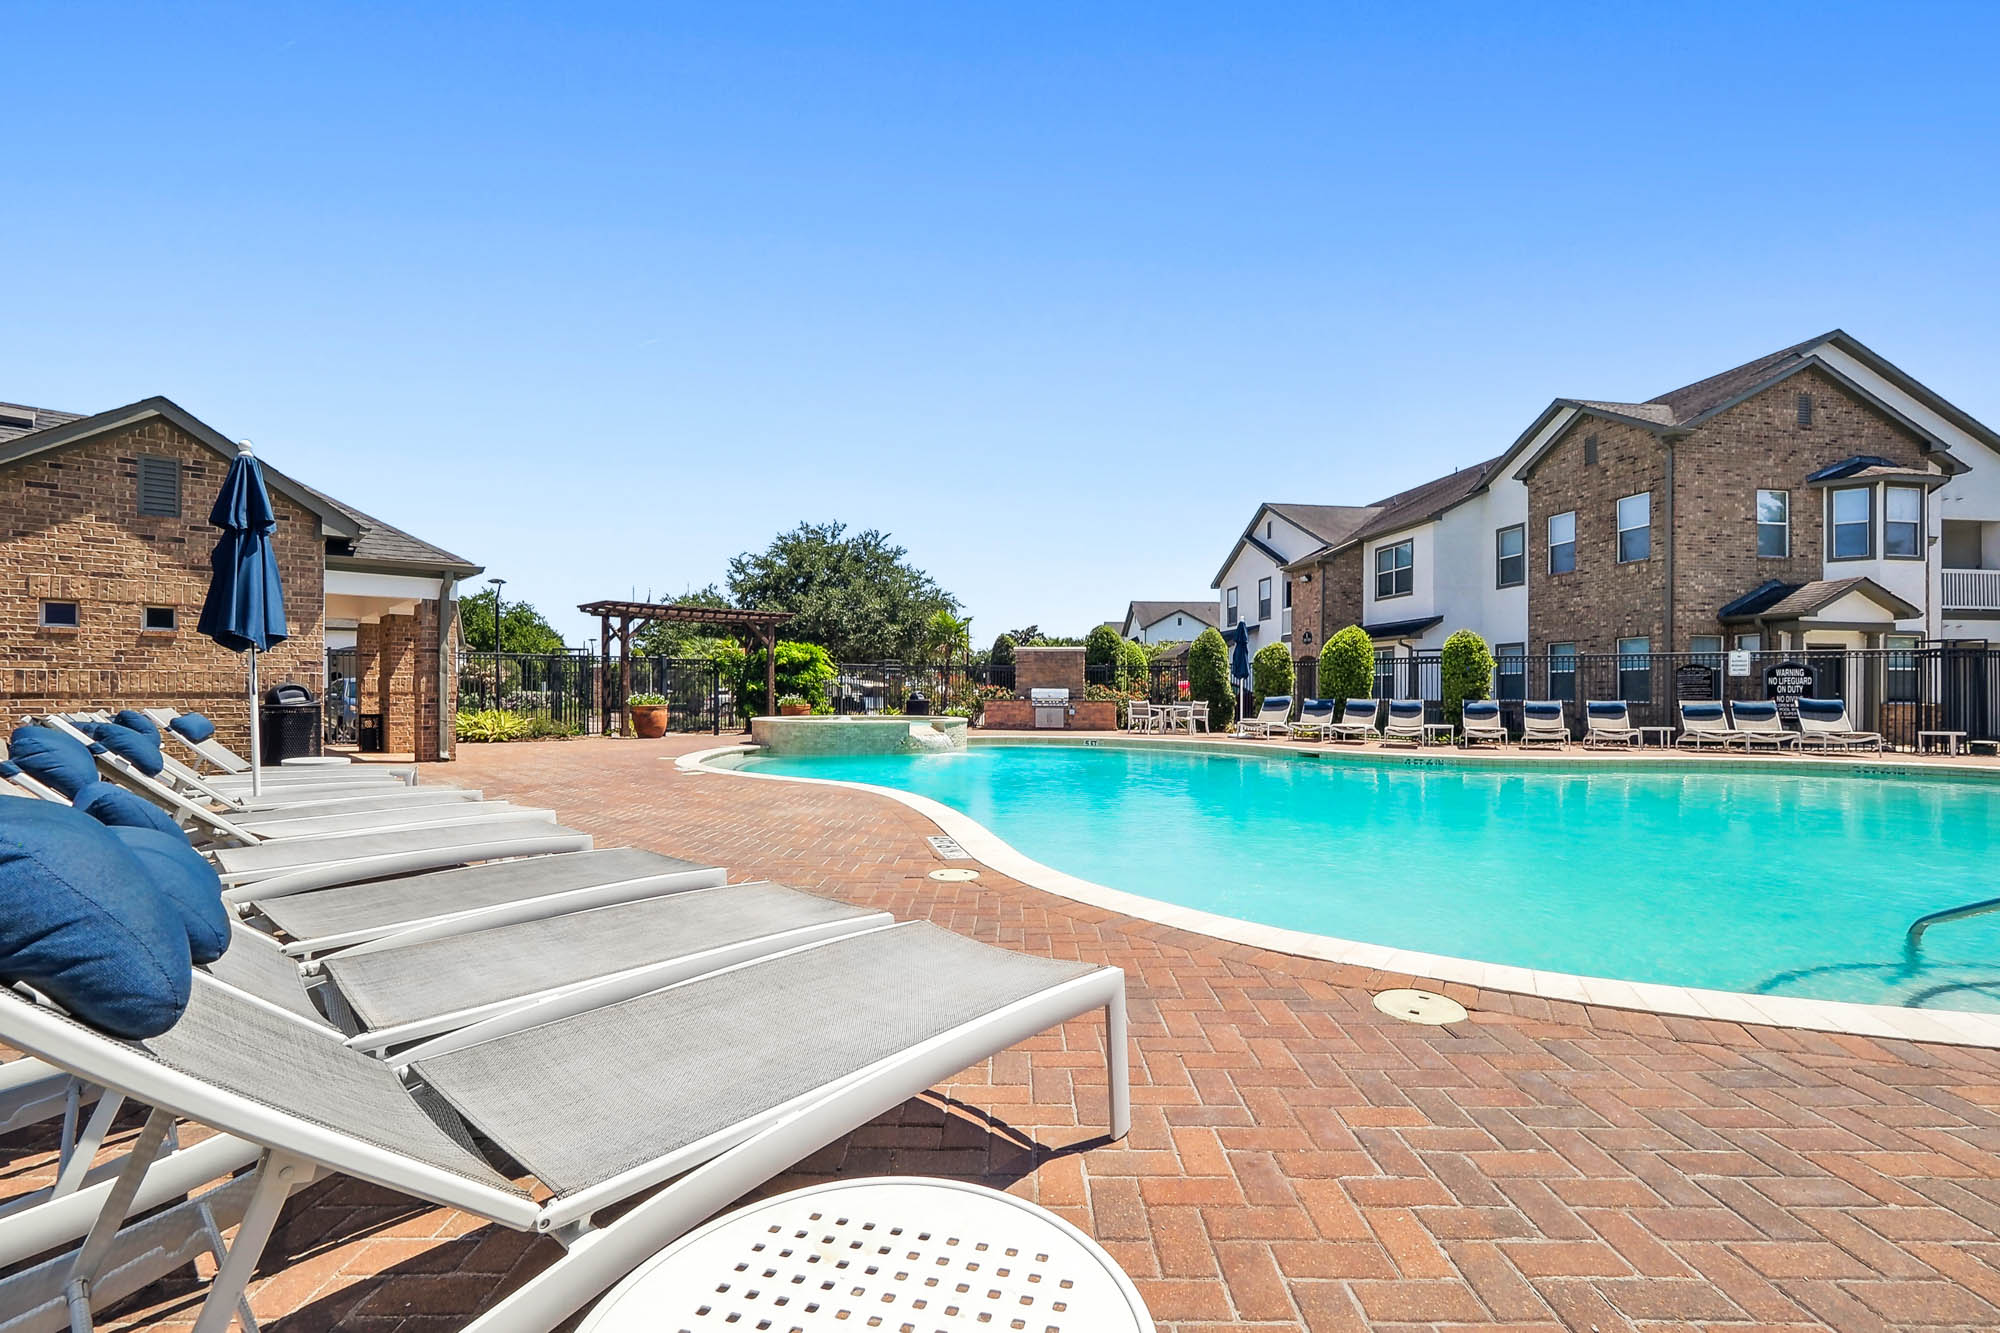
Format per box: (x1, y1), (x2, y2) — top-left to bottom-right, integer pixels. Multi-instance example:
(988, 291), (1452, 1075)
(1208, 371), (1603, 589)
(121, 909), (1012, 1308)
(260, 683), (323, 765)
(357, 712), (384, 754)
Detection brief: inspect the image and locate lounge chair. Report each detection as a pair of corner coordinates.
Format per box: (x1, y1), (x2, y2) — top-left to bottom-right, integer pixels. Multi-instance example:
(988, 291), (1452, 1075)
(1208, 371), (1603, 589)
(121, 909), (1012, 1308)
(1328, 699), (1381, 743)
(0, 926), (1128, 1333)
(1459, 700), (1506, 747)
(1519, 700), (1568, 747)
(1235, 695), (1293, 738)
(142, 705), (416, 784)
(1582, 700), (1641, 748)
(1380, 699), (1426, 747)
(1796, 697), (1885, 751)
(1290, 698), (1337, 741)
(1728, 699), (1799, 751)
(64, 712), (419, 808)
(1676, 700), (1746, 749)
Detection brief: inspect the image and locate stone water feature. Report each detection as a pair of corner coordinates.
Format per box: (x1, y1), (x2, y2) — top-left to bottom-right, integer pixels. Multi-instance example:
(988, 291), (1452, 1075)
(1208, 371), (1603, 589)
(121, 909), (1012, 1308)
(749, 714), (969, 755)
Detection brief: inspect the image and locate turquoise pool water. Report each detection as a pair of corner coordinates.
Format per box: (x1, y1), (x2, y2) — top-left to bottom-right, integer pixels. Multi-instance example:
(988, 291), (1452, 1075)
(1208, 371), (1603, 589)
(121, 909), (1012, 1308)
(738, 744), (2000, 1013)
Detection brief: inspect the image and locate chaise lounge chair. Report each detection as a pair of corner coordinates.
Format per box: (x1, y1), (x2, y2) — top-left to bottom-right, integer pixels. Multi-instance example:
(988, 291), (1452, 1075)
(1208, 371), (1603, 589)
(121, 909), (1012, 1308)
(143, 706), (415, 785)
(1795, 697), (1885, 752)
(0, 925), (1129, 1333)
(1582, 700), (1641, 748)
(1290, 698), (1338, 741)
(1519, 700), (1569, 748)
(1235, 696), (1293, 738)
(1676, 700), (1747, 749)
(1380, 699), (1427, 747)
(1328, 699), (1381, 743)
(1459, 700), (1505, 747)
(1727, 699), (1799, 751)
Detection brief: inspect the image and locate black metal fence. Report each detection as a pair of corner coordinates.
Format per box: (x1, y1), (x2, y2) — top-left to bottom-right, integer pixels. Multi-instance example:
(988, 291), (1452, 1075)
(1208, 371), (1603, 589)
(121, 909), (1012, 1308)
(1287, 644), (1999, 749)
(457, 651), (724, 735)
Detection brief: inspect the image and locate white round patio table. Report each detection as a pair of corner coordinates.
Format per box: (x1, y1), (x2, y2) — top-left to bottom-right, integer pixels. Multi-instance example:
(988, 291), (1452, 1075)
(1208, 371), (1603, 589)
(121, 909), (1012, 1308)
(579, 1176), (1151, 1332)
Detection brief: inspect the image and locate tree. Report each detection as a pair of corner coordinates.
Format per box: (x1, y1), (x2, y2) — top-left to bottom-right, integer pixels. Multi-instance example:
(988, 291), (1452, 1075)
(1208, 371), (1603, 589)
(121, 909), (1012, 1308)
(1118, 638), (1150, 691)
(1251, 642), (1295, 708)
(1188, 627), (1234, 728)
(1084, 624), (1123, 673)
(458, 588), (566, 654)
(735, 640), (837, 716)
(1002, 625), (1041, 647)
(923, 609), (973, 695)
(726, 521), (957, 663)
(1322, 625), (1375, 702)
(631, 585), (733, 658)
(1439, 628), (1495, 725)
(989, 633), (1017, 667)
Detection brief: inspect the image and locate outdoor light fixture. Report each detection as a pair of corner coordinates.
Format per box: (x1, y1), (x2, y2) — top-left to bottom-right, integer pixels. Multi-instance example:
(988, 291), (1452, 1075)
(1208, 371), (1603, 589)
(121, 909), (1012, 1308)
(487, 576), (507, 708)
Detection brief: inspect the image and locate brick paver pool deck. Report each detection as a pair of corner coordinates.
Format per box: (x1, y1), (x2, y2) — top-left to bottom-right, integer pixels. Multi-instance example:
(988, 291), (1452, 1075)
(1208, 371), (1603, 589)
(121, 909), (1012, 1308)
(19, 734), (2000, 1331)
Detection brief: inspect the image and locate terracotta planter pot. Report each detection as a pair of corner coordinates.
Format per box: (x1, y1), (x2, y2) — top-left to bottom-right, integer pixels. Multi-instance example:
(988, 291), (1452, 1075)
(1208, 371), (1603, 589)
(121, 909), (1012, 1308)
(779, 703), (811, 716)
(629, 704), (670, 738)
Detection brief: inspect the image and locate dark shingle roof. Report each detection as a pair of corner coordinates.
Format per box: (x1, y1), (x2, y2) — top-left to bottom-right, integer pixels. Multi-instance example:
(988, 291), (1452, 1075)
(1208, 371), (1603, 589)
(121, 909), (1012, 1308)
(1350, 456), (1506, 542)
(1123, 601), (1220, 633)
(1362, 615), (1444, 639)
(290, 476), (480, 572)
(0, 401), (84, 444)
(1264, 503), (1381, 547)
(1718, 576), (1919, 623)
(1644, 332), (1835, 424)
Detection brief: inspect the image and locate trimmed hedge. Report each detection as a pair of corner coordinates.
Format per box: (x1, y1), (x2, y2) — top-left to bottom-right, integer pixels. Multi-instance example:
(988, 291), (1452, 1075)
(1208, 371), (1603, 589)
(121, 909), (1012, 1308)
(1439, 628), (1495, 724)
(1321, 624), (1375, 702)
(1251, 642), (1295, 709)
(1188, 627), (1234, 728)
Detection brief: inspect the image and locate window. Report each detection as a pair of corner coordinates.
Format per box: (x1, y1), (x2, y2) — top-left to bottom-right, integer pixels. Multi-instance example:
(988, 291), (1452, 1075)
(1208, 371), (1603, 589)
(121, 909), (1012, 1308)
(1752, 489), (1789, 559)
(1616, 635), (1652, 702)
(1797, 392), (1813, 427)
(142, 606), (177, 632)
(1265, 519), (1273, 539)
(1548, 511), (1576, 574)
(1495, 643), (1525, 701)
(1373, 647), (1395, 699)
(1257, 577), (1273, 621)
(39, 601), (78, 628)
(1885, 485), (1923, 558)
(1830, 486), (1873, 559)
(1734, 633), (1762, 653)
(1225, 587), (1239, 626)
(1495, 525), (1525, 587)
(1374, 540), (1413, 599)
(1282, 579), (1292, 609)
(136, 456), (181, 517)
(1547, 642), (1577, 700)
(1689, 634), (1723, 659)
(1583, 434), (1599, 466)
(1616, 492), (1651, 562)
(1886, 632), (1920, 703)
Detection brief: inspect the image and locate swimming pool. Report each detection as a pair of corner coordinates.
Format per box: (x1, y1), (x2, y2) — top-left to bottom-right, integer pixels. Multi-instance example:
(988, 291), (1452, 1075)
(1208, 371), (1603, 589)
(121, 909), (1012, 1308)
(733, 743), (2000, 1015)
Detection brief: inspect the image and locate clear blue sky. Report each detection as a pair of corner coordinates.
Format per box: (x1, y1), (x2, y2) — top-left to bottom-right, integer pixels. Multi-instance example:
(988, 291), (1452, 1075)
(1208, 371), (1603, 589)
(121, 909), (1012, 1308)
(6, 3), (1998, 646)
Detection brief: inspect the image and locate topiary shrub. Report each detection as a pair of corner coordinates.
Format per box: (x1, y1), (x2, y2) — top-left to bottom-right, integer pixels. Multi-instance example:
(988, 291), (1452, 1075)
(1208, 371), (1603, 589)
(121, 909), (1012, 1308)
(1439, 628), (1495, 725)
(1322, 625), (1375, 703)
(1251, 642), (1295, 709)
(989, 633), (1016, 667)
(1084, 623), (1123, 672)
(1118, 637), (1150, 690)
(1188, 627), (1234, 728)
(736, 640), (838, 717)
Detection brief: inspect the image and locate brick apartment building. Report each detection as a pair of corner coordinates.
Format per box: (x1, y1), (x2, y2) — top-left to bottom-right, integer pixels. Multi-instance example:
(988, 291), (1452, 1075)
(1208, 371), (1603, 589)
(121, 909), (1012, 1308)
(1217, 331), (2000, 697)
(0, 396), (480, 761)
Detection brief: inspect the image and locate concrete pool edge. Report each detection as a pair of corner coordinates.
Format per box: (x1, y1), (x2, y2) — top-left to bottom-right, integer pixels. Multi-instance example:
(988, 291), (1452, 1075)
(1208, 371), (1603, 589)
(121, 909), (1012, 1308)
(678, 738), (2000, 1050)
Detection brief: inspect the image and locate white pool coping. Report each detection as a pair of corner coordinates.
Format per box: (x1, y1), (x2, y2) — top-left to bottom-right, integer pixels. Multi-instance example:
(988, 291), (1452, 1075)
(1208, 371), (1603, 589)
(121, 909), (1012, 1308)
(677, 736), (2000, 1049)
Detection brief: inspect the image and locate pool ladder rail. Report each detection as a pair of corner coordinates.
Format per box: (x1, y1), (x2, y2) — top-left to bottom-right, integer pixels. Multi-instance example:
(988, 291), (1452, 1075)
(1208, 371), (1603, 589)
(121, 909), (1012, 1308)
(1904, 894), (2000, 959)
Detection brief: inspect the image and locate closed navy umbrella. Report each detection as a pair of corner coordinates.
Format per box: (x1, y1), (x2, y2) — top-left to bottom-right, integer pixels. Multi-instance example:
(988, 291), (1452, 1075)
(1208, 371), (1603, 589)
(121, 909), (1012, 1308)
(196, 443), (289, 795)
(1226, 621), (1252, 725)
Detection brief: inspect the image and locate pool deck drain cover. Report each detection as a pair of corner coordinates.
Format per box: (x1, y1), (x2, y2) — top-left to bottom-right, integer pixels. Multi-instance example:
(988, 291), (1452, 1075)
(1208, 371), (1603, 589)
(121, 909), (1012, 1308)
(1373, 988), (1467, 1026)
(928, 867), (980, 882)
(926, 835), (972, 860)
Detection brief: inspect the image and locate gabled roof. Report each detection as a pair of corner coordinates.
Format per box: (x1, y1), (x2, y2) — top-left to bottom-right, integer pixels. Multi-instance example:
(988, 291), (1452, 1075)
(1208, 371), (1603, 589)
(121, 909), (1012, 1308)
(1350, 456), (1506, 543)
(1362, 614), (1444, 640)
(1123, 601), (1219, 633)
(1212, 502), (1378, 588)
(1644, 331), (1834, 423)
(1717, 576), (1920, 624)
(0, 401), (84, 444)
(1804, 455), (1956, 487)
(297, 478), (482, 574)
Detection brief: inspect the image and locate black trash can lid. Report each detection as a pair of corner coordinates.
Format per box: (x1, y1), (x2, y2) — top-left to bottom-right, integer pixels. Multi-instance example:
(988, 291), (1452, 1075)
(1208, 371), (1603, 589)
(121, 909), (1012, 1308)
(264, 683), (318, 706)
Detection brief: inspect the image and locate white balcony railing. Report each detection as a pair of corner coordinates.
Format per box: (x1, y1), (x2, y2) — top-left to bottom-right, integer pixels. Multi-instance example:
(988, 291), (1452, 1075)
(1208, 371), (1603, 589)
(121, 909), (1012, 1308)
(1943, 567), (2000, 612)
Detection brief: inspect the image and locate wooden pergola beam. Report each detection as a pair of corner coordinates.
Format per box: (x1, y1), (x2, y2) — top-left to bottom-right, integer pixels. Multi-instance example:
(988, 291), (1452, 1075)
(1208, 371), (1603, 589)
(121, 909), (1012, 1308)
(580, 598), (794, 733)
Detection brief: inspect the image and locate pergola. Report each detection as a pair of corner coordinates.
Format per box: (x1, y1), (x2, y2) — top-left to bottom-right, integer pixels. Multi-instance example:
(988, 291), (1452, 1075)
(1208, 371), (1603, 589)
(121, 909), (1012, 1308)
(577, 600), (792, 734)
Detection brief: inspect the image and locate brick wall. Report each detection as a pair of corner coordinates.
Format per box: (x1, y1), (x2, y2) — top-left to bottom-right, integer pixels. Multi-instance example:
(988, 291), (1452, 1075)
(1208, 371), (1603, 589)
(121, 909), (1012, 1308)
(1671, 367), (1930, 645)
(1527, 417), (1668, 653)
(1013, 646), (1085, 698)
(0, 420), (324, 755)
(353, 600), (456, 761)
(1289, 546), (1365, 662)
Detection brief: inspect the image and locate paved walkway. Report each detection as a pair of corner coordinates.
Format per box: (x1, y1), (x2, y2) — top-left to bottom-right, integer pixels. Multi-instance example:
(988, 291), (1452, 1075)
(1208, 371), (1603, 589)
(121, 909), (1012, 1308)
(21, 734), (2000, 1331)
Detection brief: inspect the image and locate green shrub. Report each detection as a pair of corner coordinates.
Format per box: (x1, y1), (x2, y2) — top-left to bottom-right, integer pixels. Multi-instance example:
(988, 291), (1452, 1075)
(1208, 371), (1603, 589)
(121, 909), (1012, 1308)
(736, 640), (838, 716)
(1251, 642), (1295, 709)
(778, 693), (808, 707)
(626, 692), (667, 706)
(1439, 628), (1495, 724)
(1188, 628), (1234, 729)
(1117, 637), (1150, 690)
(989, 633), (1016, 667)
(524, 714), (579, 739)
(456, 708), (534, 742)
(1321, 625), (1375, 702)
(1084, 624), (1123, 671)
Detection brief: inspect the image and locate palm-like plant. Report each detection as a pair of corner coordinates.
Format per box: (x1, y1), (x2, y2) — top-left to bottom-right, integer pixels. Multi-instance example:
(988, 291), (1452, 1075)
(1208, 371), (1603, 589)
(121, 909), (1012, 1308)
(924, 608), (974, 698)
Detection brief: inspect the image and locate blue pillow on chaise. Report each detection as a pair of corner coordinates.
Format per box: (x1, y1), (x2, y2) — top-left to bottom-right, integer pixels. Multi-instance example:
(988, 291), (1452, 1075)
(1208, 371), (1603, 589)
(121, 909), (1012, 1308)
(104, 826), (231, 965)
(0, 800), (193, 1038)
(7, 726), (101, 800)
(168, 713), (217, 745)
(72, 779), (185, 838)
(81, 721), (165, 777)
(113, 710), (163, 743)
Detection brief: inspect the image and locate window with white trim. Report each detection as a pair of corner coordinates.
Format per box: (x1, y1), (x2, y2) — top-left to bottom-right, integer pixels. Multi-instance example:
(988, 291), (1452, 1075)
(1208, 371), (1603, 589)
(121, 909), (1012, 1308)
(1495, 642), (1525, 701)
(142, 606), (177, 632)
(1885, 485), (1923, 558)
(1756, 489), (1788, 558)
(1616, 492), (1650, 563)
(1495, 524), (1525, 588)
(1257, 577), (1273, 621)
(40, 601), (79, 628)
(1374, 540), (1413, 599)
(1830, 486), (1873, 559)
(1616, 635), (1652, 701)
(1372, 647), (1395, 699)
(1225, 587), (1238, 626)
(1547, 642), (1576, 700)
(1548, 511), (1576, 574)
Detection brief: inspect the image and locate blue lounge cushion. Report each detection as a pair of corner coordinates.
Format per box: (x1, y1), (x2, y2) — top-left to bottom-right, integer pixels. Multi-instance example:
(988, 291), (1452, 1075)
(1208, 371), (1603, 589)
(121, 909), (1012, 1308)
(1262, 696), (1290, 710)
(1301, 699), (1334, 715)
(1733, 701), (1777, 719)
(72, 780), (185, 838)
(1390, 700), (1424, 717)
(114, 710), (163, 743)
(8, 726), (102, 799)
(81, 721), (165, 777)
(104, 826), (230, 965)
(1683, 702), (1727, 721)
(168, 713), (216, 744)
(1522, 701), (1561, 718)
(1587, 702), (1627, 718)
(1798, 698), (1846, 720)
(0, 800), (192, 1037)
(1464, 701), (1502, 717)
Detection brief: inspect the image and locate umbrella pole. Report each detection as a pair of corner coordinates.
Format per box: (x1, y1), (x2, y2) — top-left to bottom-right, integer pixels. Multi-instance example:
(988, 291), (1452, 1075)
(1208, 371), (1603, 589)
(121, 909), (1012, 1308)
(247, 650), (262, 797)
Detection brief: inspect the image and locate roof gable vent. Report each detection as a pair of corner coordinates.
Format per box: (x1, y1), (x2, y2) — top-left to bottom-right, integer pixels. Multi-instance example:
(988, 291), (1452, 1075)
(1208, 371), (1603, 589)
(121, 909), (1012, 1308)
(136, 455), (182, 517)
(1583, 434), (1599, 466)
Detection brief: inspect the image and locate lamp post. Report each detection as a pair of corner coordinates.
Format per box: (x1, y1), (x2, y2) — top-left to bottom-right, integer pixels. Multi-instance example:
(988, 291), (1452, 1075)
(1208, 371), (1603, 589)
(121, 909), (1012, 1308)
(487, 577), (506, 709)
